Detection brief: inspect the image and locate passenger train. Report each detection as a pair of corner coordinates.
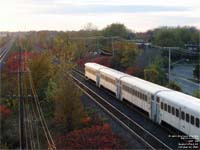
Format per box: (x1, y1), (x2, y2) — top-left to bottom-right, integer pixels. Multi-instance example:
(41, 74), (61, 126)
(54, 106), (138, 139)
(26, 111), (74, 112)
(84, 62), (200, 141)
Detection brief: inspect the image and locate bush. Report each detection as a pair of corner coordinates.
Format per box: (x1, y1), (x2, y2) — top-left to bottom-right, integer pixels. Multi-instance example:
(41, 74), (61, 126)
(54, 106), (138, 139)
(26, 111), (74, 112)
(55, 124), (124, 149)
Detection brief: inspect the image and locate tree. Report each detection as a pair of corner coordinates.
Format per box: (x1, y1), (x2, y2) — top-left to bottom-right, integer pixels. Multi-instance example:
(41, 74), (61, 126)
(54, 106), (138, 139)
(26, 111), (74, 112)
(125, 66), (144, 78)
(92, 56), (111, 67)
(193, 90), (200, 98)
(28, 52), (53, 100)
(111, 41), (140, 68)
(152, 26), (200, 47)
(167, 81), (182, 91)
(144, 63), (167, 85)
(102, 23), (131, 39)
(120, 42), (140, 68)
(83, 23), (98, 31)
(153, 27), (176, 47)
(193, 64), (200, 80)
(52, 74), (85, 132)
(52, 32), (78, 63)
(55, 124), (124, 149)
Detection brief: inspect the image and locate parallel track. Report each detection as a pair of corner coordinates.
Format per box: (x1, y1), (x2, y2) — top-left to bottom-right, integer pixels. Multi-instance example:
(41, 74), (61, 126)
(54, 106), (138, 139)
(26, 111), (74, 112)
(71, 69), (173, 150)
(0, 38), (15, 64)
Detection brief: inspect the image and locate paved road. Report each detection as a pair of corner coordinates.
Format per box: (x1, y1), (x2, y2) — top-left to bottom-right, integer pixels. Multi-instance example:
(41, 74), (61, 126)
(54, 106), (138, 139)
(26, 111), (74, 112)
(171, 64), (196, 79)
(170, 64), (200, 95)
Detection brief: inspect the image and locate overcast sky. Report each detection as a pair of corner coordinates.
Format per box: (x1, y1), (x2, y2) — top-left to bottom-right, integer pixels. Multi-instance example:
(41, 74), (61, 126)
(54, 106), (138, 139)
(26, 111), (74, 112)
(0, 0), (200, 32)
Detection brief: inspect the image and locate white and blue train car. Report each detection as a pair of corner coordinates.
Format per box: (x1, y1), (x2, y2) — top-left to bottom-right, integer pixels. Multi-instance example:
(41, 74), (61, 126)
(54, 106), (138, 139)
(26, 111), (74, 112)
(84, 62), (200, 140)
(85, 62), (106, 85)
(120, 76), (170, 120)
(99, 68), (129, 97)
(158, 91), (200, 140)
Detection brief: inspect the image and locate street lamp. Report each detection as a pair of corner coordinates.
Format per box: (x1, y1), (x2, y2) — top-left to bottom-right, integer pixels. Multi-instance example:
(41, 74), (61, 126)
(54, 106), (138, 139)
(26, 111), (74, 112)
(162, 47), (179, 84)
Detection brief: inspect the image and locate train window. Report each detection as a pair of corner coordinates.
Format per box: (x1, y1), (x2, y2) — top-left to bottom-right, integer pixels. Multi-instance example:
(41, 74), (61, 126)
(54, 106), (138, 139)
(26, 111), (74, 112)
(164, 104), (167, 111)
(161, 102), (163, 110)
(168, 105), (171, 113)
(172, 107), (175, 115)
(145, 95), (147, 101)
(181, 111), (185, 120)
(191, 115), (194, 125)
(186, 113), (189, 123)
(156, 97), (160, 103)
(140, 93), (142, 99)
(196, 118), (200, 128)
(176, 109), (179, 117)
(131, 89), (134, 94)
(151, 95), (154, 100)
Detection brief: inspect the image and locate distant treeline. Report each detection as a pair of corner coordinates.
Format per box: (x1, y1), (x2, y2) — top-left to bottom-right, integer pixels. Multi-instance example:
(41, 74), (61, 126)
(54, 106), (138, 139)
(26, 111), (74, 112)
(20, 23), (199, 50)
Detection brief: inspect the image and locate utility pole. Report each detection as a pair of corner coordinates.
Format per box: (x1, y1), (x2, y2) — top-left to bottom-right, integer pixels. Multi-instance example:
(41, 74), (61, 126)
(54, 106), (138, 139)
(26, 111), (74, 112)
(18, 44), (25, 149)
(168, 47), (171, 84)
(111, 37), (114, 56)
(96, 38), (99, 54)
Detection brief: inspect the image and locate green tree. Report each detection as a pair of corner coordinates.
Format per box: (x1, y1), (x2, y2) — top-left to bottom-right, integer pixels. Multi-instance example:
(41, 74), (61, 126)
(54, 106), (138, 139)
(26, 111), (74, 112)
(167, 81), (182, 91)
(120, 42), (140, 67)
(193, 64), (200, 80)
(152, 26), (199, 47)
(102, 23), (131, 39)
(193, 90), (200, 98)
(153, 27), (176, 47)
(144, 63), (167, 85)
(111, 41), (140, 68)
(28, 52), (54, 100)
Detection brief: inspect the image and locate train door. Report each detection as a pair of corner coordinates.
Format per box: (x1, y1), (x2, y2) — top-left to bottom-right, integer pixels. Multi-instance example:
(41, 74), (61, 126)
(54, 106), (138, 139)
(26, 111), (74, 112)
(151, 95), (160, 123)
(180, 108), (190, 135)
(96, 71), (100, 87)
(116, 80), (122, 100)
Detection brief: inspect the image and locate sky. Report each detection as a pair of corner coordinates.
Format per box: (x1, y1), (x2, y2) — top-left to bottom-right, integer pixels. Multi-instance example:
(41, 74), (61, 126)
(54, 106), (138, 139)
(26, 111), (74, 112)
(0, 0), (200, 32)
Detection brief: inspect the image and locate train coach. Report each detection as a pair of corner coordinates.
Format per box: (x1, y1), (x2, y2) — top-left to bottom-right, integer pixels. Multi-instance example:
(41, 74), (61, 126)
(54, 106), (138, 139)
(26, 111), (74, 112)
(84, 62), (200, 141)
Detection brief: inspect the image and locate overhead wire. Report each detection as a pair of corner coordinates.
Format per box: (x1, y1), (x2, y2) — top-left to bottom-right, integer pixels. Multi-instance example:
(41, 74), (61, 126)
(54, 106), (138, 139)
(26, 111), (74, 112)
(28, 69), (56, 150)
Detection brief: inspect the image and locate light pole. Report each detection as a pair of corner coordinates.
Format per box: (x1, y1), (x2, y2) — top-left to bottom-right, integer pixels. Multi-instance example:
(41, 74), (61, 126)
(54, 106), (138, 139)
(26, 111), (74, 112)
(162, 47), (179, 84)
(168, 47), (171, 84)
(111, 37), (114, 56)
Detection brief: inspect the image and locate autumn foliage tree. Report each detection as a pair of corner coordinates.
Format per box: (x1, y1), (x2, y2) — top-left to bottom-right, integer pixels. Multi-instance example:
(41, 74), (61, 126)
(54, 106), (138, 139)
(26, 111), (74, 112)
(28, 52), (53, 100)
(55, 124), (124, 149)
(111, 41), (140, 69)
(52, 74), (85, 132)
(0, 105), (11, 119)
(126, 66), (144, 78)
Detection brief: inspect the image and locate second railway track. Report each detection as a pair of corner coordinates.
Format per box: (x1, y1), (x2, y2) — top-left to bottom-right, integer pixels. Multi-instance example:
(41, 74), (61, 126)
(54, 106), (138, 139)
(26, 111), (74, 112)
(71, 69), (175, 150)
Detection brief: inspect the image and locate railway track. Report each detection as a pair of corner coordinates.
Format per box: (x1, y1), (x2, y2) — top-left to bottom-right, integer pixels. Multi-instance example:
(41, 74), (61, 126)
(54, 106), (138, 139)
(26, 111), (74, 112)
(71, 69), (173, 150)
(0, 38), (15, 64)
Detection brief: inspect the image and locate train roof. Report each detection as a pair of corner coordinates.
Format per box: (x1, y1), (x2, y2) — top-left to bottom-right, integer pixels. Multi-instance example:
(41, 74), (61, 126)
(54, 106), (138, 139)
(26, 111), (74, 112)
(85, 62), (107, 70)
(100, 67), (128, 79)
(158, 91), (200, 114)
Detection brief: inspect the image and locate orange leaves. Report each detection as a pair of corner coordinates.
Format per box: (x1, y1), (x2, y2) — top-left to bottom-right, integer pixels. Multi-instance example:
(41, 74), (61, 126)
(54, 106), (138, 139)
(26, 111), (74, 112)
(77, 55), (112, 68)
(55, 124), (124, 149)
(81, 117), (92, 125)
(0, 105), (11, 119)
(5, 51), (37, 73)
(92, 56), (111, 67)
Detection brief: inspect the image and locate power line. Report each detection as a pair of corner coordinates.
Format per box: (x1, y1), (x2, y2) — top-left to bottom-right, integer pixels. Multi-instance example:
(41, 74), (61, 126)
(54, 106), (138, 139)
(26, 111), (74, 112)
(28, 69), (56, 150)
